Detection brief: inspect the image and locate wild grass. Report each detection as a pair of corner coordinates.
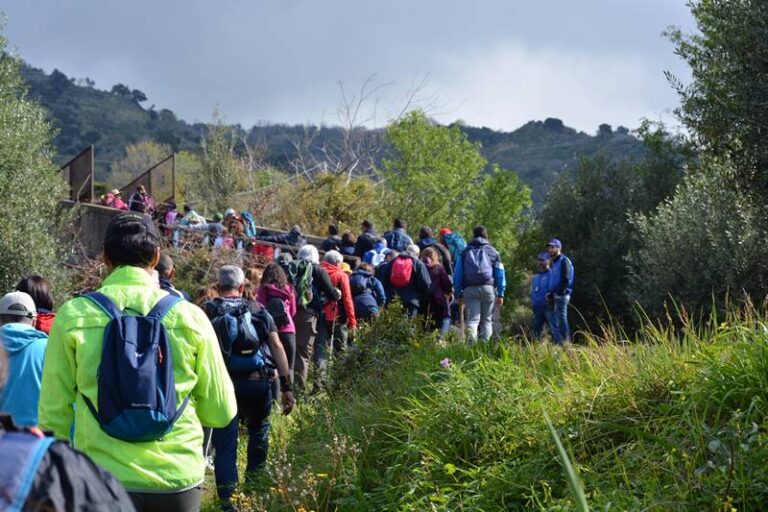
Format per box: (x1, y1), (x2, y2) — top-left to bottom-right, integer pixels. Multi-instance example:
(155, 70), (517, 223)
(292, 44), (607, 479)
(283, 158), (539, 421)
(203, 304), (768, 511)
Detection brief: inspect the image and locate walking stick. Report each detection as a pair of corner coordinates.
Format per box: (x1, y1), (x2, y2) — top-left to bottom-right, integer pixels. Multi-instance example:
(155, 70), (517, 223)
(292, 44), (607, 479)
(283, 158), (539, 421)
(459, 302), (466, 341)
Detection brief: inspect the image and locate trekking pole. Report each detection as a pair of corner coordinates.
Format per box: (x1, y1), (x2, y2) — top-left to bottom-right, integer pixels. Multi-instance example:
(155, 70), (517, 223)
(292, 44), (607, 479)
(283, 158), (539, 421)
(459, 303), (466, 342)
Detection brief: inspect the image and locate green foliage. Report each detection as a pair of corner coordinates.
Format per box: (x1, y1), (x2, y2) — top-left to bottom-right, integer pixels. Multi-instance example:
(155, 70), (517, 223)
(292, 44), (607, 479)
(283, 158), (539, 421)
(540, 126), (687, 328)
(629, 158), (764, 317)
(270, 172), (386, 235)
(0, 25), (70, 295)
(210, 308), (768, 511)
(666, 0), (768, 195)
(383, 111), (487, 230)
(195, 113), (249, 212)
(108, 139), (172, 190)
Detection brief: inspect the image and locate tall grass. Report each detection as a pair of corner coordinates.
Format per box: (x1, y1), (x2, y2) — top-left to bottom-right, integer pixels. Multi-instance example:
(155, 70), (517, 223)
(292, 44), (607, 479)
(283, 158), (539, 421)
(204, 305), (768, 511)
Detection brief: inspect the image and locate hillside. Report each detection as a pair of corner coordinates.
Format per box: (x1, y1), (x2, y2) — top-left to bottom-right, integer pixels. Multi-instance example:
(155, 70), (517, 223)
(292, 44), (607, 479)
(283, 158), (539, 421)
(22, 64), (646, 203)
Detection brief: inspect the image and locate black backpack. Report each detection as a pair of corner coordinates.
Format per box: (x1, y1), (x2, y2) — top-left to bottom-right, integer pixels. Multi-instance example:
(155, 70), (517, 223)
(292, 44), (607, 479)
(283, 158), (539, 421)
(265, 296), (290, 328)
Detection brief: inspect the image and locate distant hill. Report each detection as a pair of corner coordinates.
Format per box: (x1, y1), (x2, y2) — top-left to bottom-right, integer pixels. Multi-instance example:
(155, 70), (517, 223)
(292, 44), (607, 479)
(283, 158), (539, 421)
(21, 64), (647, 204)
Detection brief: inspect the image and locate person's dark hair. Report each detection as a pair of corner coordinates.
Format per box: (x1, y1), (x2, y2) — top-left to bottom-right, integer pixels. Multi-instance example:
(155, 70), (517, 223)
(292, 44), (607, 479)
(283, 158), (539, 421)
(103, 213), (161, 268)
(419, 226), (433, 240)
(328, 224), (339, 236)
(473, 225), (488, 239)
(155, 254), (174, 278)
(183, 205), (192, 213)
(261, 263), (288, 289)
(394, 218), (407, 230)
(16, 274), (54, 311)
(341, 231), (357, 247)
(361, 220), (373, 231)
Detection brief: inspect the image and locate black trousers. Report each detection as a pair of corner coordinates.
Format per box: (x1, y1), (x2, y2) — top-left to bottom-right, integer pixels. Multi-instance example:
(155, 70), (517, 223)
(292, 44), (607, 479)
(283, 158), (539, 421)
(128, 485), (203, 512)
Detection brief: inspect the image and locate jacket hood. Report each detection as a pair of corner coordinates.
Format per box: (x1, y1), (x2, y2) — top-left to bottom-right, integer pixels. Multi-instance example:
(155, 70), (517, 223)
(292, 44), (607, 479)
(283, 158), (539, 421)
(321, 261), (343, 276)
(262, 284), (292, 299)
(0, 322), (47, 353)
(469, 237), (489, 247)
(420, 237), (437, 246)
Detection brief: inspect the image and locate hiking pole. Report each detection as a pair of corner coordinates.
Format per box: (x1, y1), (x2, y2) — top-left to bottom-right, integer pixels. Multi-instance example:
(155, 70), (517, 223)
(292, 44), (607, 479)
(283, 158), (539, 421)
(459, 302), (466, 342)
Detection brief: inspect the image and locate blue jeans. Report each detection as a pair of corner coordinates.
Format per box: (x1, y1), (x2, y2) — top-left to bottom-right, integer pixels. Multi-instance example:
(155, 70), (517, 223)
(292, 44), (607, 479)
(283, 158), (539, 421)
(547, 295), (571, 344)
(212, 379), (272, 506)
(532, 306), (549, 339)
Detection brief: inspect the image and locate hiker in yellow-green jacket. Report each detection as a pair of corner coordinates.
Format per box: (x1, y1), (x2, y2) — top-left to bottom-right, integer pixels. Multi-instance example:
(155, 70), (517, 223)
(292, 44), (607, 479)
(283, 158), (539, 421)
(38, 213), (238, 512)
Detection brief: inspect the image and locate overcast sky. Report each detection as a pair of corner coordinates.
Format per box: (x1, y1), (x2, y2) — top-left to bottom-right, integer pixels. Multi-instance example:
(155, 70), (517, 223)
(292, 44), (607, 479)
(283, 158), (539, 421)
(4, 1), (695, 133)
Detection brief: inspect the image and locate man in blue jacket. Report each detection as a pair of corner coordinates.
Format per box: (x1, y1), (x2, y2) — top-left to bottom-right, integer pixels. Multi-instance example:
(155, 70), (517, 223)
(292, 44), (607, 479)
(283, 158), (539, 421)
(531, 252), (551, 340)
(454, 226), (506, 342)
(0, 291), (47, 427)
(546, 239), (574, 344)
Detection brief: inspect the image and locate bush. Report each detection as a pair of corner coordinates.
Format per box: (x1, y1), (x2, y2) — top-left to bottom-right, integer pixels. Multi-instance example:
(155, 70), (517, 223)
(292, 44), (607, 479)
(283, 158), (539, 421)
(629, 159), (765, 318)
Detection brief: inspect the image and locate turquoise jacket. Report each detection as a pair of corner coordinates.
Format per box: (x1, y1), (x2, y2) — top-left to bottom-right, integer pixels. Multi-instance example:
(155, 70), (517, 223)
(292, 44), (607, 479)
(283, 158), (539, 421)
(0, 323), (47, 426)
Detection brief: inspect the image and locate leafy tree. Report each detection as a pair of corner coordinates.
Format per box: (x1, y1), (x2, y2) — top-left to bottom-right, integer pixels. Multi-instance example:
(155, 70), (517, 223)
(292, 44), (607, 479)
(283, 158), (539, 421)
(108, 139), (171, 190)
(0, 26), (69, 294)
(383, 110), (487, 230)
(629, 158), (764, 317)
(194, 113), (248, 212)
(131, 89), (147, 103)
(110, 83), (131, 97)
(666, 0), (768, 197)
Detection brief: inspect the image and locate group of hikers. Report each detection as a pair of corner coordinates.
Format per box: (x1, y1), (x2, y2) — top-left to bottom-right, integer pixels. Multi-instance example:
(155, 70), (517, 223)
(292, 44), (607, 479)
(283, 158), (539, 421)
(0, 207), (573, 512)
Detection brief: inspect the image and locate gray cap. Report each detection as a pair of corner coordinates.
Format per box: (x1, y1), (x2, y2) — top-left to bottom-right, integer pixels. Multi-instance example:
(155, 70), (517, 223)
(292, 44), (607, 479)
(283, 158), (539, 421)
(0, 292), (37, 319)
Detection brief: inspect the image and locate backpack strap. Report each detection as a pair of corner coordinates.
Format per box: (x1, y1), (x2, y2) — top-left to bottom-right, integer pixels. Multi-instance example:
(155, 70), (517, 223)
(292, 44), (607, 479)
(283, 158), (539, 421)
(80, 292), (123, 320)
(0, 432), (55, 512)
(147, 294), (183, 319)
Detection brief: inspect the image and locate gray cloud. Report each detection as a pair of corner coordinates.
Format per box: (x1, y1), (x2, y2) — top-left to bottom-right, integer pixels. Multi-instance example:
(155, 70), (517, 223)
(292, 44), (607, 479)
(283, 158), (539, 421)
(4, 0), (695, 132)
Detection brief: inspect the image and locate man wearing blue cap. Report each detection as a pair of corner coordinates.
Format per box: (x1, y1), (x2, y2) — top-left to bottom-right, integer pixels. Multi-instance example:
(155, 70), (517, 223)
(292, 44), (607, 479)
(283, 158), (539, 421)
(546, 239), (574, 344)
(531, 252), (551, 340)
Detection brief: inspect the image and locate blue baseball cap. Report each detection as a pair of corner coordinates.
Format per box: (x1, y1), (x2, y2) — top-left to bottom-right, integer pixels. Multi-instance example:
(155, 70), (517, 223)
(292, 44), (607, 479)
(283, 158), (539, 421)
(537, 251), (551, 261)
(546, 238), (562, 249)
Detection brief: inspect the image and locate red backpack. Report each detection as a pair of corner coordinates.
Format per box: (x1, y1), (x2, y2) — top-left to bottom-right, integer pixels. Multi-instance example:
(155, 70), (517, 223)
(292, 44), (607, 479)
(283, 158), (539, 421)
(390, 256), (414, 288)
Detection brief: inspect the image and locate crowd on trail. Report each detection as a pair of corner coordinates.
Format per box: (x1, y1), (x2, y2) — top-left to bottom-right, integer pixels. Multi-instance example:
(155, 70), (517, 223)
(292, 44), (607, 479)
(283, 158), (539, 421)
(0, 206), (574, 511)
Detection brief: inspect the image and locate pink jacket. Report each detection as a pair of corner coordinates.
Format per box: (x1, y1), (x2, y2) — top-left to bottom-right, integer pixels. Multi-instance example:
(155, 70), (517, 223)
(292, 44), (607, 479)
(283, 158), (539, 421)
(257, 284), (297, 333)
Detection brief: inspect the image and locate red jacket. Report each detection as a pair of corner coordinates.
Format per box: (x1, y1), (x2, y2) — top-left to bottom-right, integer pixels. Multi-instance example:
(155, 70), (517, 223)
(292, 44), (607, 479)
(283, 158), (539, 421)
(320, 261), (357, 329)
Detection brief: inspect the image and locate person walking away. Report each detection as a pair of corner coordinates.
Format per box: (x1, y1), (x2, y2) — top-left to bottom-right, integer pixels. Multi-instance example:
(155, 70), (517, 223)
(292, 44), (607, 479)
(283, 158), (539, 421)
(531, 252), (552, 340)
(257, 264), (297, 381)
(38, 212), (238, 512)
(418, 227), (453, 276)
(439, 228), (466, 272)
(0, 345), (137, 511)
(321, 225), (342, 252)
(379, 250), (431, 318)
(545, 239), (574, 344)
(255, 225), (307, 248)
(289, 246), (341, 392)
(453, 226), (506, 342)
(315, 251), (357, 389)
(349, 263), (386, 323)
(354, 220), (378, 257)
(420, 248), (453, 334)
(128, 185), (156, 216)
(156, 253), (192, 301)
(383, 218), (414, 253)
(363, 238), (390, 267)
(340, 232), (357, 256)
(0, 292), (47, 427)
(203, 265), (295, 510)
(16, 274), (56, 334)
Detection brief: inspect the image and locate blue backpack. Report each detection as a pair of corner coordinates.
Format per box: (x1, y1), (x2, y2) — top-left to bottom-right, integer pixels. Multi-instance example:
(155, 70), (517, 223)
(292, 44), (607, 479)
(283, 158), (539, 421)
(0, 429), (55, 512)
(241, 211), (257, 238)
(463, 245), (494, 286)
(204, 298), (275, 373)
(80, 292), (188, 443)
(443, 233), (467, 264)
